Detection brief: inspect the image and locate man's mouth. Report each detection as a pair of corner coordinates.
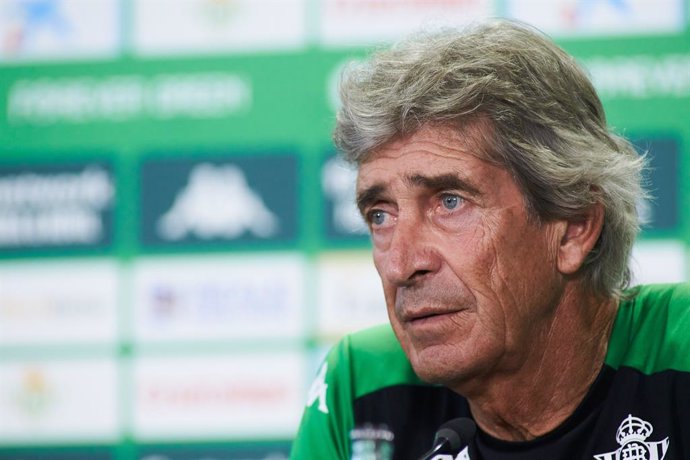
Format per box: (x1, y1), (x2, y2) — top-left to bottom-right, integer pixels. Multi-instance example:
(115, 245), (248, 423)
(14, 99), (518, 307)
(401, 307), (464, 323)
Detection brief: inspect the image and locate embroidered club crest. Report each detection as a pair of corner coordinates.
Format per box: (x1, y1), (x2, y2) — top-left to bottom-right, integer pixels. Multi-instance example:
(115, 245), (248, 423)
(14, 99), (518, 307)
(594, 414), (669, 460)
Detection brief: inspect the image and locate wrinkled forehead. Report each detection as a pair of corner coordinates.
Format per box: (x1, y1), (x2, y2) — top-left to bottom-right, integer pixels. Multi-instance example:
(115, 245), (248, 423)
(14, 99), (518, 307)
(356, 119), (503, 178)
(354, 122), (508, 200)
(359, 118), (501, 167)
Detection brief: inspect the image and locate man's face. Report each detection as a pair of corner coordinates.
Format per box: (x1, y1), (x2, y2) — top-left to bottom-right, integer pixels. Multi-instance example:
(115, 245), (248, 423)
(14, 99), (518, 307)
(356, 124), (566, 392)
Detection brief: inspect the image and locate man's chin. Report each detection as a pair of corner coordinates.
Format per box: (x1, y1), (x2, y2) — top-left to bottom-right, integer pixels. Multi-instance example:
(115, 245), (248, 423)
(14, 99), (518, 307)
(408, 348), (469, 386)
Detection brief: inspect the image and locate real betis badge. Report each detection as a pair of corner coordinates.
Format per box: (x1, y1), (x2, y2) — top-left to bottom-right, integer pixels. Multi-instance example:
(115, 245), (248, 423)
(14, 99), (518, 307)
(350, 424), (395, 460)
(594, 414), (669, 460)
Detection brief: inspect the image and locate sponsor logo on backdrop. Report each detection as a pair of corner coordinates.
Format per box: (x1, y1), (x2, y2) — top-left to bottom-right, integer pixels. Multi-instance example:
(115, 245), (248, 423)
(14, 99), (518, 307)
(133, 255), (305, 342)
(140, 153), (298, 248)
(321, 155), (368, 239)
(147, 280), (285, 323)
(0, 0), (119, 62)
(133, 353), (304, 438)
(584, 55), (690, 100)
(143, 381), (288, 407)
(319, 0), (493, 46)
(506, 0), (683, 36)
(0, 161), (114, 251)
(143, 381), (289, 409)
(13, 368), (53, 418)
(0, 359), (119, 441)
(0, 261), (119, 346)
(133, 0), (306, 56)
(157, 163), (278, 241)
(7, 73), (252, 125)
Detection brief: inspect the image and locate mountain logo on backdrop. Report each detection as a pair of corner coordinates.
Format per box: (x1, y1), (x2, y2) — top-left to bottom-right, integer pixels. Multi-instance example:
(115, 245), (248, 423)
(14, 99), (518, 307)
(156, 163), (279, 241)
(321, 155), (368, 241)
(0, 160), (115, 253)
(140, 153), (298, 248)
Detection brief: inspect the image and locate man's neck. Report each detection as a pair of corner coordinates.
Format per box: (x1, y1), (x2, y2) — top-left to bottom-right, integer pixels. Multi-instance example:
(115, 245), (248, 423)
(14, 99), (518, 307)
(460, 287), (619, 442)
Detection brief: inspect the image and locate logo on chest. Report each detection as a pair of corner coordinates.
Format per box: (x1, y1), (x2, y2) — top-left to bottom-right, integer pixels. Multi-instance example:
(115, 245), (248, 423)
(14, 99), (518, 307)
(594, 414), (669, 460)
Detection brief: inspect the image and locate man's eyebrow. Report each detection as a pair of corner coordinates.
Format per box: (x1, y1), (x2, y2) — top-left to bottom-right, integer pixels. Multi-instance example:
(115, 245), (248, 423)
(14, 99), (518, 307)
(356, 183), (386, 215)
(356, 173), (481, 215)
(406, 173), (482, 197)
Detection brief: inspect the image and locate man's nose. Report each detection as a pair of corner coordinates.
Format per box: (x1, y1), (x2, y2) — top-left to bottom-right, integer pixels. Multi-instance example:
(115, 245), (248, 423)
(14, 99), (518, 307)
(377, 214), (441, 286)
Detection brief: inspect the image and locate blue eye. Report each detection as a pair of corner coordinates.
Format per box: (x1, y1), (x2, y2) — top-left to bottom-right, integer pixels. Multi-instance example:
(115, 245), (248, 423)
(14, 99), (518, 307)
(370, 210), (387, 226)
(441, 194), (461, 210)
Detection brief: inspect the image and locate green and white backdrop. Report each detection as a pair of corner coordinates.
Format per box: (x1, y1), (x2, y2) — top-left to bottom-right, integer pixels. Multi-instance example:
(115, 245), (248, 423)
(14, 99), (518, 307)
(0, 1), (688, 459)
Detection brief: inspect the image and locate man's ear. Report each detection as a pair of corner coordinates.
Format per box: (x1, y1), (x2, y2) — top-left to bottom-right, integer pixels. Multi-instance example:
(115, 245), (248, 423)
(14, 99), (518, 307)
(557, 203), (605, 275)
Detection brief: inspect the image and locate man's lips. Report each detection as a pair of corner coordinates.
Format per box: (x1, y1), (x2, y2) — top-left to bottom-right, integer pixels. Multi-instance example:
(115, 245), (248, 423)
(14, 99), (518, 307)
(400, 307), (465, 323)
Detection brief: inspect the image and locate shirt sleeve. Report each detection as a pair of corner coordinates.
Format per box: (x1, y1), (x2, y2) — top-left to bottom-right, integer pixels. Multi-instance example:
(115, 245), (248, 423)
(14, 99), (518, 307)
(290, 336), (356, 460)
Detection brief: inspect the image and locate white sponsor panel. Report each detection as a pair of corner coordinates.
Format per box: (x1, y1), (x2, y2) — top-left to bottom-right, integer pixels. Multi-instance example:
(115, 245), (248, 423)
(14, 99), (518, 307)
(0, 357), (119, 442)
(631, 240), (688, 285)
(132, 254), (306, 343)
(132, 351), (305, 438)
(0, 260), (119, 346)
(317, 252), (388, 339)
(0, 0), (120, 62)
(319, 0), (493, 47)
(506, 0), (684, 37)
(133, 0), (307, 56)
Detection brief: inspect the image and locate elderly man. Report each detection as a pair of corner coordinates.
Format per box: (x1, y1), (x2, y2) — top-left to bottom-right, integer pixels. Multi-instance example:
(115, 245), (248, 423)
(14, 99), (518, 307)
(291, 20), (690, 460)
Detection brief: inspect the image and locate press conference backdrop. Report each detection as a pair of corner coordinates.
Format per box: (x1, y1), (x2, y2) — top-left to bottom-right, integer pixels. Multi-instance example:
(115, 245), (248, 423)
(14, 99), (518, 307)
(0, 0), (688, 459)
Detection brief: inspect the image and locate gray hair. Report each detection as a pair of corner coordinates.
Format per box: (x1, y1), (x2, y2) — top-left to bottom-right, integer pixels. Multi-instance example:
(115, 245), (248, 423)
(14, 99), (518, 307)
(334, 20), (646, 298)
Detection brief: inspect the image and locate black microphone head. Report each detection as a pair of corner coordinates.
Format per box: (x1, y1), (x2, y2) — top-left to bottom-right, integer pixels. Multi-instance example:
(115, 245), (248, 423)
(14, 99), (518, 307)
(433, 417), (477, 452)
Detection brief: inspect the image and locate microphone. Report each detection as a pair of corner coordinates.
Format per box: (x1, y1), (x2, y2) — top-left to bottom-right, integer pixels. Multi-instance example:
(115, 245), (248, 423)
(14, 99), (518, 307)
(418, 417), (477, 460)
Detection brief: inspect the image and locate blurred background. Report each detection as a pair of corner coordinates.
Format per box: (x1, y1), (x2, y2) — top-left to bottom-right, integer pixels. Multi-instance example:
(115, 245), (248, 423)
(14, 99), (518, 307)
(0, 0), (688, 459)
